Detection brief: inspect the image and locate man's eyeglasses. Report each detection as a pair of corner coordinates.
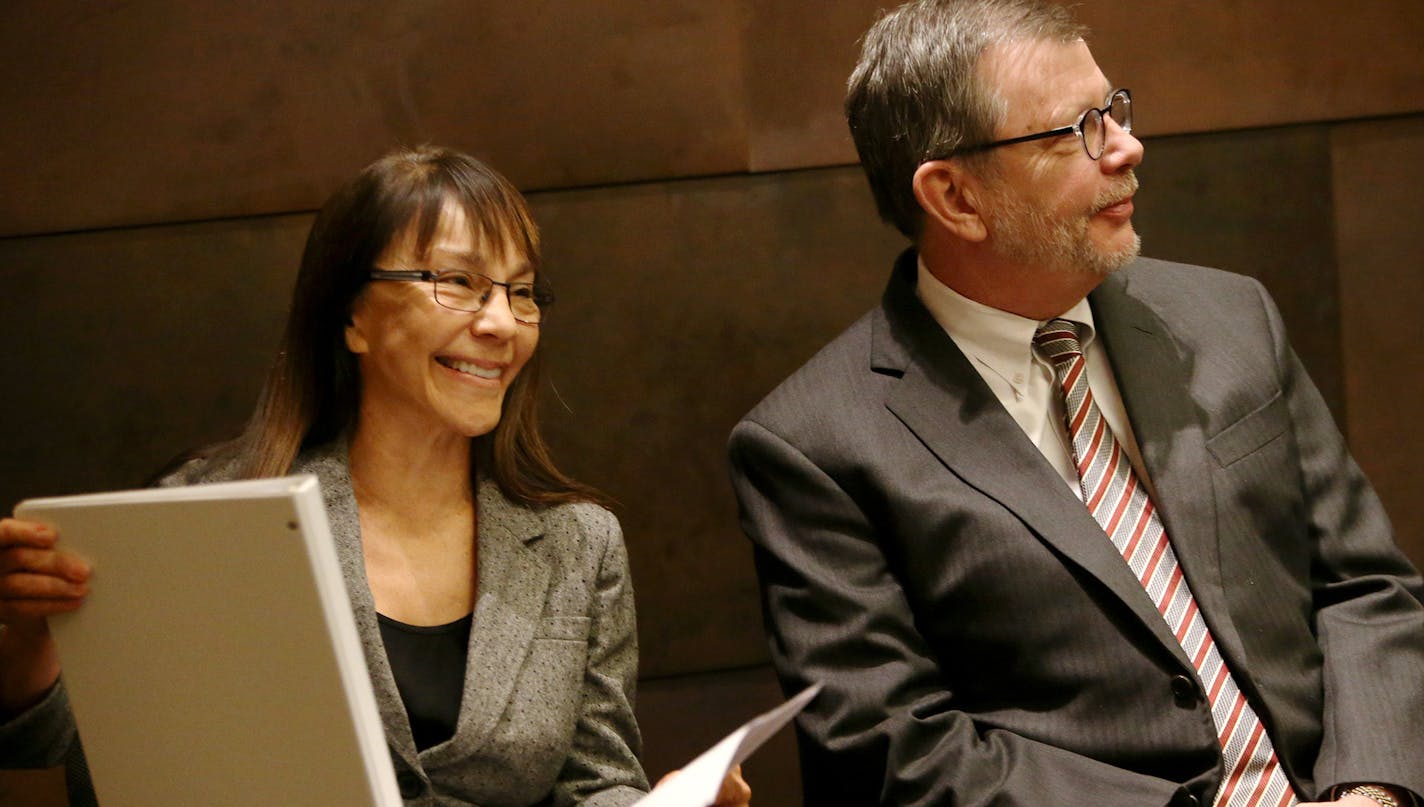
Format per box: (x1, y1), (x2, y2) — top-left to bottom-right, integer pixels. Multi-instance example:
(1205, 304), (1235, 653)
(937, 88), (1132, 161)
(368, 268), (553, 325)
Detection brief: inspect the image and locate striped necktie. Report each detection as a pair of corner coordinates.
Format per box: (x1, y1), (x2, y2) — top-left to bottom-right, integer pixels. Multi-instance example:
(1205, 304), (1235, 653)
(1033, 319), (1298, 807)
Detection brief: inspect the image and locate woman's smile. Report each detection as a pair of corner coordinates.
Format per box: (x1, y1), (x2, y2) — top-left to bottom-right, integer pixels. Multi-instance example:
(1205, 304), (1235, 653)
(435, 355), (506, 382)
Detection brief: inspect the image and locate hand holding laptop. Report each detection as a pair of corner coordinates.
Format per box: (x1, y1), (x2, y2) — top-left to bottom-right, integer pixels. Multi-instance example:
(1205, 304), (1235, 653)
(0, 517), (90, 717)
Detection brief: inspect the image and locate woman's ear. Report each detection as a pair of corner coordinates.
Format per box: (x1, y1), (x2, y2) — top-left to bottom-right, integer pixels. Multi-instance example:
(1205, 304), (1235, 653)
(912, 159), (989, 243)
(344, 306), (369, 355)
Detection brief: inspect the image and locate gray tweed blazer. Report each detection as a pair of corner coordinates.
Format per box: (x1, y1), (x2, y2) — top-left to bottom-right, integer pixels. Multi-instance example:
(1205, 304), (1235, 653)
(0, 441), (649, 807)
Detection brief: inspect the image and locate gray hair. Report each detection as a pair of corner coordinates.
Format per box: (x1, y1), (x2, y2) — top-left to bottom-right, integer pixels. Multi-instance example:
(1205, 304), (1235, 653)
(845, 0), (1086, 238)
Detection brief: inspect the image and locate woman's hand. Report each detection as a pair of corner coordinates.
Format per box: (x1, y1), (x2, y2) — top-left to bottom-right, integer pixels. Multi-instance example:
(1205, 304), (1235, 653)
(654, 763), (751, 807)
(0, 517), (90, 714)
(0, 518), (89, 622)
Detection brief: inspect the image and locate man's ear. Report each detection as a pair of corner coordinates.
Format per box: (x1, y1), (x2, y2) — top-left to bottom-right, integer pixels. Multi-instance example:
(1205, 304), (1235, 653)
(912, 159), (989, 243)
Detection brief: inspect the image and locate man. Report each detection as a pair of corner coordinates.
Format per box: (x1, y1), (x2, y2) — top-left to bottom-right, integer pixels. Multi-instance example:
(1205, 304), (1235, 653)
(727, 1), (1424, 805)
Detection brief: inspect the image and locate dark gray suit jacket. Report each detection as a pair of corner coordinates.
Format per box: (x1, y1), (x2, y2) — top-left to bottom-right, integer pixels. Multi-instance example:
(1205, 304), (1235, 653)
(0, 442), (648, 807)
(728, 251), (1424, 806)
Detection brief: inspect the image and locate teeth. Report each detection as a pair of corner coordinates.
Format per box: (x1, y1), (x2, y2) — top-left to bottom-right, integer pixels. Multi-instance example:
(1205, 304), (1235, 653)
(441, 358), (501, 379)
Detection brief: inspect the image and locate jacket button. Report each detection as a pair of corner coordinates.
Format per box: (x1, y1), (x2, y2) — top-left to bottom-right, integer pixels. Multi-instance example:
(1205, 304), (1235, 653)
(396, 770), (425, 799)
(1170, 674), (1199, 707)
(1171, 788), (1200, 807)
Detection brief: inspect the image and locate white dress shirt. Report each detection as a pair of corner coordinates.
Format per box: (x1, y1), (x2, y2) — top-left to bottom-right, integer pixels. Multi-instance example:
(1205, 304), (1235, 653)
(915, 258), (1157, 501)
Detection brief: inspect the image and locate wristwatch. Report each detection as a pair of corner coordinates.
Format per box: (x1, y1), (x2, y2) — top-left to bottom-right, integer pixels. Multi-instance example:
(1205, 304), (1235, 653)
(1344, 785), (1401, 807)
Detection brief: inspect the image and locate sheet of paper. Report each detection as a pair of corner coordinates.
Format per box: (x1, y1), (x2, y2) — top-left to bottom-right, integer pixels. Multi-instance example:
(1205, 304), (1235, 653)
(18, 475), (402, 807)
(633, 682), (822, 807)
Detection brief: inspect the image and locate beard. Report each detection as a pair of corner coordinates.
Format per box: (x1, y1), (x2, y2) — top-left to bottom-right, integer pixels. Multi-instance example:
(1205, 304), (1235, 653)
(981, 171), (1142, 277)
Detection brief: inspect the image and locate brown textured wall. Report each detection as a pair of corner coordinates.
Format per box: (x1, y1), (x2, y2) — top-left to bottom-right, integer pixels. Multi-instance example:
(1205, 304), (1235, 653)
(6, 1), (1424, 237)
(3, 2), (1423, 804)
(531, 169), (901, 676)
(1332, 116), (1424, 568)
(1080, 1), (1424, 135)
(747, 0), (1424, 171)
(0, 217), (308, 506)
(0, 1), (750, 236)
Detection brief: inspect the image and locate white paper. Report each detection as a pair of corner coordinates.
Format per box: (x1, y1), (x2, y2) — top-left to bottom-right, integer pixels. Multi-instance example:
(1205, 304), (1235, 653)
(18, 475), (402, 807)
(634, 682), (822, 807)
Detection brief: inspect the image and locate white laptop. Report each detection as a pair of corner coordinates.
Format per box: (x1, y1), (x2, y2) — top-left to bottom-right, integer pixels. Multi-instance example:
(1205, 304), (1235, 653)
(17, 475), (401, 807)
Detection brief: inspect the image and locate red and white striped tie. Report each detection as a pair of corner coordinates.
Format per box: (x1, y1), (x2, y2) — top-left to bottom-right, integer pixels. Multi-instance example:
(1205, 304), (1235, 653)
(1033, 319), (1298, 807)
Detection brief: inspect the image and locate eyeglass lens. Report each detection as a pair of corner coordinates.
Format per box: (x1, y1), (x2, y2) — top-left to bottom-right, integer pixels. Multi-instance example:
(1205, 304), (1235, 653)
(433, 272), (544, 323)
(1083, 91), (1132, 159)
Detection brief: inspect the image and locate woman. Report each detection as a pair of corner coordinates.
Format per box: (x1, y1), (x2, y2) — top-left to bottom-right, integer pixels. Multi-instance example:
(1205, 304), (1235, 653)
(0, 146), (749, 807)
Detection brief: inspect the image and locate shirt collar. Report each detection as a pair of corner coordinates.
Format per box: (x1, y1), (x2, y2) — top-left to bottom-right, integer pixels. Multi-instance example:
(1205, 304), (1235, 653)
(915, 256), (1098, 381)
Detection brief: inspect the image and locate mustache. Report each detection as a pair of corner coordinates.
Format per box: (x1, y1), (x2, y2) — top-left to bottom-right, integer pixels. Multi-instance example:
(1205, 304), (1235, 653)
(1094, 171), (1139, 211)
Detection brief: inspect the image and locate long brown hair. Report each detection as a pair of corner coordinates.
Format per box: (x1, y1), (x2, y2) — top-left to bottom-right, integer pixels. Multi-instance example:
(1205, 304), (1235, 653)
(208, 145), (603, 507)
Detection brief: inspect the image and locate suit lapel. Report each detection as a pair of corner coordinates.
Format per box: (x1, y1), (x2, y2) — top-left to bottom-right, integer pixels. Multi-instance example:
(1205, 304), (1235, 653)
(296, 445), (554, 770)
(449, 477), (551, 755)
(876, 255), (1198, 667)
(1091, 272), (1250, 671)
(292, 443), (423, 772)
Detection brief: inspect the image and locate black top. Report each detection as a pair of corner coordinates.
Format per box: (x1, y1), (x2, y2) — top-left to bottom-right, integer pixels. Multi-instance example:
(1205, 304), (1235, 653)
(377, 612), (473, 752)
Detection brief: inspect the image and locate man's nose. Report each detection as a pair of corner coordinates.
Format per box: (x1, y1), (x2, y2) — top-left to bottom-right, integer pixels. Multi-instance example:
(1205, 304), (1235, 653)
(1101, 117), (1144, 172)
